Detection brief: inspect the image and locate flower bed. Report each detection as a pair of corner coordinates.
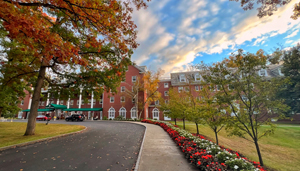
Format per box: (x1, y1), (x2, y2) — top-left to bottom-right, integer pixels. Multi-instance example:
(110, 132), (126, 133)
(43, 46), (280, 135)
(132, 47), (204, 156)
(141, 119), (266, 171)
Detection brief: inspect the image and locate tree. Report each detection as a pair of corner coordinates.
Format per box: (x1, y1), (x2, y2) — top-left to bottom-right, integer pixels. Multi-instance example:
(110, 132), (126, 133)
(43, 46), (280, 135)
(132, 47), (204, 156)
(0, 0), (150, 135)
(196, 83), (229, 145)
(199, 49), (288, 166)
(122, 69), (162, 119)
(230, 0), (300, 19)
(276, 44), (300, 114)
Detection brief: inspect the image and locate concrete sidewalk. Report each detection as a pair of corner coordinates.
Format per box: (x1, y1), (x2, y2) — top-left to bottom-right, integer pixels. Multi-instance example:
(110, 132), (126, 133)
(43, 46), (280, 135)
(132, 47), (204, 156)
(134, 122), (198, 171)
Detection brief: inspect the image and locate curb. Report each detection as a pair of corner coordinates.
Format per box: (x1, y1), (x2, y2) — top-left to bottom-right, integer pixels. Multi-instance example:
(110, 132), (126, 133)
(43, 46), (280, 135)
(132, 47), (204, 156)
(133, 123), (147, 171)
(0, 126), (88, 152)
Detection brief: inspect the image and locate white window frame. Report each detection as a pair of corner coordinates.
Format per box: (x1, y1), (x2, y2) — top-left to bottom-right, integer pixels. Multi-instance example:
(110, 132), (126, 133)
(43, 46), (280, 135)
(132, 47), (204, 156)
(185, 87), (190, 92)
(217, 85), (220, 91)
(195, 86), (199, 91)
(179, 74), (186, 82)
(132, 98), (135, 103)
(121, 96), (125, 103)
(88, 99), (91, 105)
(108, 107), (115, 119)
(77, 100), (79, 105)
(164, 83), (169, 88)
(152, 108), (159, 120)
(93, 99), (96, 105)
(21, 100), (24, 105)
(155, 100), (159, 105)
(121, 86), (125, 92)
(200, 85), (203, 90)
(132, 76), (137, 83)
(60, 100), (63, 105)
(41, 101), (45, 106)
(164, 91), (169, 96)
(110, 96), (114, 103)
(259, 69), (267, 76)
(195, 73), (201, 81)
(131, 107), (137, 119)
(70, 100), (74, 105)
(278, 68), (284, 76)
(119, 107), (126, 118)
(178, 87), (183, 92)
(99, 99), (103, 104)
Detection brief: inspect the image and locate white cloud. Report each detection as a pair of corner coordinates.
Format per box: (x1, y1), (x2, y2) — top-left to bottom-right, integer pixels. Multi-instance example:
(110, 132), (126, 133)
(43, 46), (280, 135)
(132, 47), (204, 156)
(285, 40), (293, 44)
(285, 30), (299, 39)
(210, 3), (219, 15)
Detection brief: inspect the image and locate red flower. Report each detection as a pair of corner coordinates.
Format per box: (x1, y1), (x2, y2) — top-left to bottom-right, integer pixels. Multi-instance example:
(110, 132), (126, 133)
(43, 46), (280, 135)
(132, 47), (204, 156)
(197, 161), (201, 165)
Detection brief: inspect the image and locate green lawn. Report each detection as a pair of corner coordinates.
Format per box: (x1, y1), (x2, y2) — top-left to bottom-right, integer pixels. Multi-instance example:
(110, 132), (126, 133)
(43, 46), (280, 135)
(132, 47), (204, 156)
(0, 122), (85, 148)
(170, 121), (300, 171)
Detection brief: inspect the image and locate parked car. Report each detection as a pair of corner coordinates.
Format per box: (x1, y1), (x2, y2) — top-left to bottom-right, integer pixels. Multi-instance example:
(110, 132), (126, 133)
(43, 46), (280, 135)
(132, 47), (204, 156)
(36, 115), (51, 121)
(65, 114), (85, 122)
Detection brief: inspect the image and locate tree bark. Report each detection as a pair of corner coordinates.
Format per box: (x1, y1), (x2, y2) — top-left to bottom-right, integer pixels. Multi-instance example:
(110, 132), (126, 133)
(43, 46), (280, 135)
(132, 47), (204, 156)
(215, 130), (219, 145)
(254, 139), (264, 166)
(24, 66), (46, 136)
(196, 122), (199, 135)
(183, 118), (185, 130)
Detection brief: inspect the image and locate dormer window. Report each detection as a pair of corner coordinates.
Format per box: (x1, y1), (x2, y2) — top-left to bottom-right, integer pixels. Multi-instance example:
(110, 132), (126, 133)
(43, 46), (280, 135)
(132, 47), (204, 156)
(278, 68), (284, 76)
(179, 74), (186, 82)
(194, 73), (201, 81)
(259, 69), (267, 76)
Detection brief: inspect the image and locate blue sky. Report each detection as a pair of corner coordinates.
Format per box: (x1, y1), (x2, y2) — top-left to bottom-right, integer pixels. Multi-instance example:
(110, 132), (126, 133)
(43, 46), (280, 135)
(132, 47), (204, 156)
(131, 0), (300, 76)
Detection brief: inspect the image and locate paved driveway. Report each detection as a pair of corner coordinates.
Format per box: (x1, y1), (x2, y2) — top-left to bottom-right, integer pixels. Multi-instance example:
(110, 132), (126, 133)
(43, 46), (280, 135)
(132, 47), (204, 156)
(0, 120), (145, 171)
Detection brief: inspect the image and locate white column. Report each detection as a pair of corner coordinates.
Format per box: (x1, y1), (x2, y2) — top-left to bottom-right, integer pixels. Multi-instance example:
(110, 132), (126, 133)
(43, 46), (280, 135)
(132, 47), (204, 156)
(91, 91), (94, 120)
(46, 93), (50, 105)
(28, 95), (32, 109)
(67, 97), (70, 109)
(79, 88), (82, 109)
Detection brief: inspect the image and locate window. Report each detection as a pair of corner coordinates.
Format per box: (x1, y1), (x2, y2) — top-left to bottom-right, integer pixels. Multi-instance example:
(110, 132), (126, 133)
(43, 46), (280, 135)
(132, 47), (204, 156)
(185, 87), (190, 92)
(179, 74), (186, 82)
(60, 100), (63, 105)
(132, 98), (135, 103)
(228, 84), (234, 90)
(39, 101), (41, 106)
(121, 96), (125, 103)
(259, 69), (267, 76)
(88, 99), (91, 105)
(21, 100), (24, 105)
(132, 76), (137, 82)
(155, 100), (159, 105)
(108, 107), (115, 119)
(164, 91), (169, 96)
(164, 83), (169, 88)
(131, 107), (137, 118)
(178, 87), (183, 92)
(77, 100), (79, 105)
(152, 108), (159, 119)
(99, 99), (103, 104)
(195, 73), (201, 81)
(110, 97), (114, 103)
(50, 100), (54, 104)
(200, 85), (203, 90)
(41, 101), (45, 106)
(119, 107), (126, 118)
(195, 86), (199, 91)
(93, 99), (96, 105)
(216, 85), (221, 91)
(70, 100), (74, 105)
(121, 86), (125, 92)
(82, 101), (84, 105)
(165, 100), (169, 104)
(278, 68), (284, 76)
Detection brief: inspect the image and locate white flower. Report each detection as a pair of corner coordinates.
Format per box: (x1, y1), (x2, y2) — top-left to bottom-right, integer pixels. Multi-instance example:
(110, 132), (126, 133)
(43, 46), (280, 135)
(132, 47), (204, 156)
(226, 157), (229, 159)
(234, 165), (239, 169)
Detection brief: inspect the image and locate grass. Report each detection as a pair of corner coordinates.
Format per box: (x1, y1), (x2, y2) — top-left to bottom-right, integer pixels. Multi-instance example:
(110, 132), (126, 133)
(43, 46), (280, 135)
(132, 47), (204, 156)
(170, 121), (300, 171)
(0, 122), (85, 148)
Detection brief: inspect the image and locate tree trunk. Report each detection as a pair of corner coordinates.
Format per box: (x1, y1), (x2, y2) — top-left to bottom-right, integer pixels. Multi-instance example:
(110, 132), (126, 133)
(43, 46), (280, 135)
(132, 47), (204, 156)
(174, 118), (176, 125)
(24, 66), (46, 136)
(196, 122), (199, 135)
(215, 131), (219, 145)
(183, 118), (185, 130)
(254, 139), (264, 166)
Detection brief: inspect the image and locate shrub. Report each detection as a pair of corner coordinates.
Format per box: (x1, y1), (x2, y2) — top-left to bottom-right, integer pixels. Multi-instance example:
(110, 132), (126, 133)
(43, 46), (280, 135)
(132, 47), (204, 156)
(103, 116), (107, 120)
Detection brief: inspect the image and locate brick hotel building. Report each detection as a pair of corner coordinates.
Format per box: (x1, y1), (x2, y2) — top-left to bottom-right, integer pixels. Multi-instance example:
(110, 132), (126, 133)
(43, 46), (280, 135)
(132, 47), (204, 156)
(16, 63), (285, 121)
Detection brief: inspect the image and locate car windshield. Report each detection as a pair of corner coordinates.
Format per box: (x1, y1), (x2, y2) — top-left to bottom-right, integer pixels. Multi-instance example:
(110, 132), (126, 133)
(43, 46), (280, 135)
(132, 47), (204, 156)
(37, 115), (44, 117)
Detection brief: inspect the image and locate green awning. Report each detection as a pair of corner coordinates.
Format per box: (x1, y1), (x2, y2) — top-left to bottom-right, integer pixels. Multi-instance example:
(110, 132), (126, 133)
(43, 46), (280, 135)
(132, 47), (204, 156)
(63, 108), (103, 111)
(45, 103), (67, 109)
(22, 109), (54, 112)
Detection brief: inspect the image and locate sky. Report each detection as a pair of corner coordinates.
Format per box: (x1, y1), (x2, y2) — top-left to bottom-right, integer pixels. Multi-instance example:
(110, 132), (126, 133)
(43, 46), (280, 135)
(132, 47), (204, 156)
(131, 0), (300, 77)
